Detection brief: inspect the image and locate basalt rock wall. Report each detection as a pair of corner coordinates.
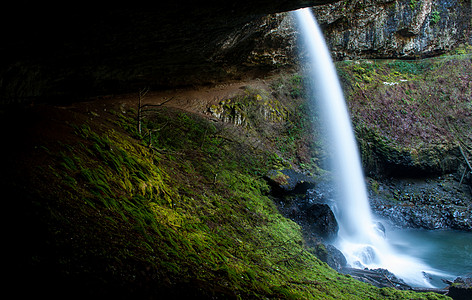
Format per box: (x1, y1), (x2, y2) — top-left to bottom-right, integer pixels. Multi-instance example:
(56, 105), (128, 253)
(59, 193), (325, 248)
(313, 0), (472, 59)
(204, 0), (472, 86)
(248, 0), (472, 64)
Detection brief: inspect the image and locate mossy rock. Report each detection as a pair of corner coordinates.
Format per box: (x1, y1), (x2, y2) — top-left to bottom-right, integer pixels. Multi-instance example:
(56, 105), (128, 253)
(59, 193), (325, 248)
(265, 169), (316, 194)
(357, 127), (461, 176)
(447, 277), (472, 300)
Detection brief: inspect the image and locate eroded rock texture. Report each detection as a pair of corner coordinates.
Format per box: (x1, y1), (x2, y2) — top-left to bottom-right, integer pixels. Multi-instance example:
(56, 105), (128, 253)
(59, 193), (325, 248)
(313, 0), (472, 59)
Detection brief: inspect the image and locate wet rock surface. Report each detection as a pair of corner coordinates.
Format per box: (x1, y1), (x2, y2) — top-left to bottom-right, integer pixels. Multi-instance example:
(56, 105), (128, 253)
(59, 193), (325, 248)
(305, 203), (338, 240)
(368, 175), (472, 230)
(341, 267), (412, 290)
(313, 243), (347, 271)
(266, 174), (347, 269)
(447, 277), (472, 300)
(341, 268), (472, 297)
(265, 169), (316, 194)
(268, 176), (338, 242)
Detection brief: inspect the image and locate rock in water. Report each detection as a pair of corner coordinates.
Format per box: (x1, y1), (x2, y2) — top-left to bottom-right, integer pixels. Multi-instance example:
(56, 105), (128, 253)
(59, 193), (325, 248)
(447, 277), (472, 300)
(373, 221), (386, 237)
(305, 203), (339, 241)
(341, 267), (411, 290)
(313, 243), (347, 271)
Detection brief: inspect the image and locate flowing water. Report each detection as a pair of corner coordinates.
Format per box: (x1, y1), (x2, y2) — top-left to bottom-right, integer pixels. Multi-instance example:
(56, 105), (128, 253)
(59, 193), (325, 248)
(293, 8), (450, 287)
(388, 228), (472, 287)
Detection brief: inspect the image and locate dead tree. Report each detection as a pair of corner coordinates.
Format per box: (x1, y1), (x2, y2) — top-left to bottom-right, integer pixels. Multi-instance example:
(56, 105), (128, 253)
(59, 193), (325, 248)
(137, 87), (149, 135)
(136, 87), (175, 145)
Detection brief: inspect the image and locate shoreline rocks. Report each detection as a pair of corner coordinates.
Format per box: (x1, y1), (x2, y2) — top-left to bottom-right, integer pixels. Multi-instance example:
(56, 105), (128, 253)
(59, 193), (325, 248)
(265, 169), (471, 296)
(447, 277), (472, 300)
(368, 175), (472, 231)
(341, 267), (412, 290)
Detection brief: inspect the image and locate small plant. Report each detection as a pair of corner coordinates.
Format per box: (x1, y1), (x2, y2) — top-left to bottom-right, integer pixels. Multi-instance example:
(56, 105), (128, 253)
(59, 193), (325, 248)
(430, 10), (441, 25)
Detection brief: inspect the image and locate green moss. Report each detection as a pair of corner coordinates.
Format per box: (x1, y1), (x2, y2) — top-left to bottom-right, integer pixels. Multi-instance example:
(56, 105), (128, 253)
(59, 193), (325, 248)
(15, 91), (452, 299)
(209, 89), (288, 127)
(268, 170), (290, 186)
(430, 10), (441, 25)
(352, 63), (375, 83)
(370, 179), (380, 195)
(335, 54), (472, 180)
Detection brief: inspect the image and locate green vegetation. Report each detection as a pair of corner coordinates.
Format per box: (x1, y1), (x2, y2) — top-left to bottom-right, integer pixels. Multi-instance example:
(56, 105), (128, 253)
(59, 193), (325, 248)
(430, 10), (441, 25)
(337, 54), (472, 147)
(206, 77), (323, 174)
(6, 93), (450, 298)
(336, 53), (472, 175)
(270, 74), (325, 173)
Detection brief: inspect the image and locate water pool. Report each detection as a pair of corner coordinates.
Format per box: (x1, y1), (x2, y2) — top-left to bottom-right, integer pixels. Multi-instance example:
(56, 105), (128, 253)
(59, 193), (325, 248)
(387, 228), (472, 288)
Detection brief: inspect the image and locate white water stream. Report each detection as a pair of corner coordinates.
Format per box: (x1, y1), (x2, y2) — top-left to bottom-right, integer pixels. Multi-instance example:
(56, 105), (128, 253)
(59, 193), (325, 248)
(293, 8), (445, 287)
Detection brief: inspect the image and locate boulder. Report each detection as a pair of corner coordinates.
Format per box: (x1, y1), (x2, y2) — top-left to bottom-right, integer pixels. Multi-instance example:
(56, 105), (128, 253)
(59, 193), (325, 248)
(341, 267), (411, 290)
(373, 221), (386, 238)
(265, 169), (316, 195)
(305, 203), (339, 241)
(326, 244), (347, 271)
(313, 243), (347, 271)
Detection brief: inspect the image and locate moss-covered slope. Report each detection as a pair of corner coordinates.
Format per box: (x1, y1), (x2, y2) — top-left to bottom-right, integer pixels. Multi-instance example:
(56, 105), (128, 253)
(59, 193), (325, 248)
(336, 51), (472, 177)
(3, 86), (448, 299)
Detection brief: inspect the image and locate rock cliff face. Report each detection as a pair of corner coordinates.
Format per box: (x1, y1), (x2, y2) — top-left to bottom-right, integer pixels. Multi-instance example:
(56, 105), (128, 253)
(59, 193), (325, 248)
(313, 0), (472, 59)
(222, 0), (472, 72)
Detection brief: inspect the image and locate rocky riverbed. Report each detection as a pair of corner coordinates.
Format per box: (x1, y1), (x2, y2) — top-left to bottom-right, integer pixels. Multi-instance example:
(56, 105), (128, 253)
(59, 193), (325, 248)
(266, 168), (471, 298)
(267, 169), (471, 237)
(368, 175), (472, 231)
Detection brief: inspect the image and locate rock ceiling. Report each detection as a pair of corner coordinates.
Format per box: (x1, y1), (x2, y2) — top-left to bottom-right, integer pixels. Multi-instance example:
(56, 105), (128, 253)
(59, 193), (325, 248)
(1, 1), (336, 101)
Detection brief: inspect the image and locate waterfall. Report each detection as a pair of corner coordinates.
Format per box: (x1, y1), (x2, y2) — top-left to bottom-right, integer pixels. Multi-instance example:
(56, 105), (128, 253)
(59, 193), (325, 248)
(293, 7), (439, 287)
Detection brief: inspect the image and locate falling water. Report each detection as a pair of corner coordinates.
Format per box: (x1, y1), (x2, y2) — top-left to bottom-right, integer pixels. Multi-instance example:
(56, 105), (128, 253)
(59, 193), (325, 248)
(293, 7), (442, 287)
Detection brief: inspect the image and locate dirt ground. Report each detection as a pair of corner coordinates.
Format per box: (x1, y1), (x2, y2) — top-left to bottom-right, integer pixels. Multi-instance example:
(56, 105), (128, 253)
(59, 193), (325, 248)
(64, 78), (274, 121)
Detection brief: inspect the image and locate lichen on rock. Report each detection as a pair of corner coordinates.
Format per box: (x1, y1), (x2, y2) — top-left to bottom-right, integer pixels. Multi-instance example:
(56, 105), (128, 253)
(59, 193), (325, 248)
(208, 89), (287, 126)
